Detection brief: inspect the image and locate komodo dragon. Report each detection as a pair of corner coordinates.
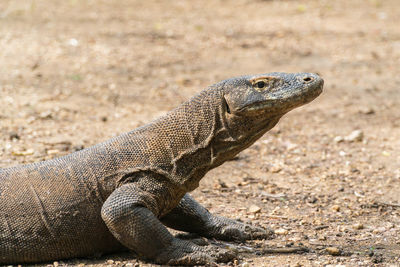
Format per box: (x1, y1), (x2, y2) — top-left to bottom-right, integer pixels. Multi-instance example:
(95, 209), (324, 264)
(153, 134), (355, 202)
(0, 72), (323, 265)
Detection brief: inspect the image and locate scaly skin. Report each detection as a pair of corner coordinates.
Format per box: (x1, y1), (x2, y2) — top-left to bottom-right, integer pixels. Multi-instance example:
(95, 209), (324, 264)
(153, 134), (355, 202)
(0, 72), (323, 265)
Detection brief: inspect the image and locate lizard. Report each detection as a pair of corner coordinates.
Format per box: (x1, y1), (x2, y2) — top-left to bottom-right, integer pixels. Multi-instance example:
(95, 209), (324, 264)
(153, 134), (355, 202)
(0, 72), (323, 265)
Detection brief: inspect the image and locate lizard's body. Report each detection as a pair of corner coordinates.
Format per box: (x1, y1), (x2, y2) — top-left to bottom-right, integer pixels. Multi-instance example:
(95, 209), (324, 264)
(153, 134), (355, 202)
(0, 73), (323, 265)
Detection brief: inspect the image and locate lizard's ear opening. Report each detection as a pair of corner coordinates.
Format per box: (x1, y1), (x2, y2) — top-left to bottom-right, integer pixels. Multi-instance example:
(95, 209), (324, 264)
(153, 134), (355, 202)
(223, 96), (231, 114)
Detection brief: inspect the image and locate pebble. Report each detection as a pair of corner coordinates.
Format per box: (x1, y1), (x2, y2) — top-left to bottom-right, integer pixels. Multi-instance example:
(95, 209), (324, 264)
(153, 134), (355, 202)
(106, 259), (114, 264)
(326, 247), (341, 256)
(68, 38), (79, 47)
(47, 149), (60, 155)
(73, 144), (85, 151)
(331, 205), (340, 212)
(275, 228), (288, 235)
(53, 262), (59, 267)
(12, 148), (34, 156)
(334, 136), (344, 143)
(40, 110), (55, 119)
(353, 223), (364, 230)
(270, 166), (282, 173)
(358, 107), (375, 114)
(9, 131), (20, 140)
(344, 130), (363, 142)
(248, 205), (261, 214)
(285, 142), (298, 150)
(372, 227), (386, 234)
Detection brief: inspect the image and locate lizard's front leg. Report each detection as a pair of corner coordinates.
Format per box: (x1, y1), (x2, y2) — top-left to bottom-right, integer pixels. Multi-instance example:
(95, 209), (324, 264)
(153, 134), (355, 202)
(161, 194), (274, 241)
(101, 183), (235, 265)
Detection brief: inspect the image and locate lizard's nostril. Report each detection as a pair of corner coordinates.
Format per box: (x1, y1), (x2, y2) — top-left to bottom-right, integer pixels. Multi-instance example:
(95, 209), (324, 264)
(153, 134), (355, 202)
(303, 77), (313, 82)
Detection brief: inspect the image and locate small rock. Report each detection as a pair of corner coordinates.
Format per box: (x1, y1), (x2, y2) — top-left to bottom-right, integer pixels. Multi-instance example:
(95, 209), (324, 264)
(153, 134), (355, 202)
(247, 214), (256, 219)
(331, 205), (340, 212)
(275, 228), (288, 235)
(248, 205), (261, 214)
(353, 223), (364, 230)
(241, 263), (250, 267)
(344, 130), (363, 142)
(47, 149), (59, 155)
(53, 262), (59, 267)
(9, 131), (20, 140)
(106, 259), (114, 264)
(39, 110), (53, 119)
(326, 247), (341, 256)
(218, 179), (228, 188)
(12, 148), (34, 156)
(285, 142), (298, 150)
(359, 107), (375, 115)
(73, 144), (85, 151)
(270, 166), (282, 173)
(334, 136), (344, 143)
(68, 38), (79, 47)
(354, 191), (365, 198)
(373, 227), (386, 234)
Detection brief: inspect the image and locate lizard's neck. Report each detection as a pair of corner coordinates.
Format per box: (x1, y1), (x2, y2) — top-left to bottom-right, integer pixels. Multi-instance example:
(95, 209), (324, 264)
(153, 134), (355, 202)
(208, 112), (281, 170)
(163, 89), (280, 191)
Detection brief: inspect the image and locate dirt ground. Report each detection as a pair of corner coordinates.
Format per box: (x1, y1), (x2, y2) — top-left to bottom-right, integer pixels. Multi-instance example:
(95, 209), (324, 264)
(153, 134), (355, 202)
(1, 0), (400, 266)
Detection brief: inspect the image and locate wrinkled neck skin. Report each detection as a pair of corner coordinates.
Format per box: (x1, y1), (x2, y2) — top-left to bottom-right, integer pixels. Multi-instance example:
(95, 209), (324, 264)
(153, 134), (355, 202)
(216, 108), (282, 162)
(168, 88), (282, 191)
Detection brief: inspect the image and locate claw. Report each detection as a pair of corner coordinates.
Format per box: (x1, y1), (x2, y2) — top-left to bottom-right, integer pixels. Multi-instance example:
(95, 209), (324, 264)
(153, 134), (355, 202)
(156, 238), (236, 265)
(209, 216), (274, 241)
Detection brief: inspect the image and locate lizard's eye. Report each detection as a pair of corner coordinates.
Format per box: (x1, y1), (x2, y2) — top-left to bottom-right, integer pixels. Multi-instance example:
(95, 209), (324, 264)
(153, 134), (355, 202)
(252, 78), (270, 91)
(251, 76), (278, 91)
(256, 81), (266, 89)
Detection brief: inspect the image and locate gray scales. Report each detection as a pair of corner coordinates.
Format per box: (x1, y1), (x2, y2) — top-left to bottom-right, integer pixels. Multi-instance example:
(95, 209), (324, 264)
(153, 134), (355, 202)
(0, 72), (323, 265)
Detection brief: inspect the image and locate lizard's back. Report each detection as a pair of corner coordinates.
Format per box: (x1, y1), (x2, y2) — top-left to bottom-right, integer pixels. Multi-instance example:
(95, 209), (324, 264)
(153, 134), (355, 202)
(0, 106), (210, 263)
(0, 142), (130, 263)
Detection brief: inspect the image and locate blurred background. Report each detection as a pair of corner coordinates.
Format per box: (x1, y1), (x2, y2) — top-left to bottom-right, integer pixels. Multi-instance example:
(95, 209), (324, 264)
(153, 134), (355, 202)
(1, 0), (399, 265)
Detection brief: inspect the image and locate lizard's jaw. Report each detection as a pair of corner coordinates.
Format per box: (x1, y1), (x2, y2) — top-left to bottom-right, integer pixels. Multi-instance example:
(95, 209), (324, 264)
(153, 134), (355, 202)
(239, 74), (323, 115)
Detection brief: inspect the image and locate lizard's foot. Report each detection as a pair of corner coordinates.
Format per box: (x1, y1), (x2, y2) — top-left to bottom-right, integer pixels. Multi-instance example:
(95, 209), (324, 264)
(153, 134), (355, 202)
(208, 215), (274, 242)
(155, 238), (236, 265)
(174, 232), (210, 246)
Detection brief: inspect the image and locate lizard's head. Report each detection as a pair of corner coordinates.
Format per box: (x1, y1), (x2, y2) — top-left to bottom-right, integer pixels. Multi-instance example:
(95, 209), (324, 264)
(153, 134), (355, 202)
(222, 72), (323, 117)
(218, 72), (323, 140)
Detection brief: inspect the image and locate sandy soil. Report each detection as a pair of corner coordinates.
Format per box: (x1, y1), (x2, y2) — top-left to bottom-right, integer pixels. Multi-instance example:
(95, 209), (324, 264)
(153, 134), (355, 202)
(1, 0), (400, 266)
